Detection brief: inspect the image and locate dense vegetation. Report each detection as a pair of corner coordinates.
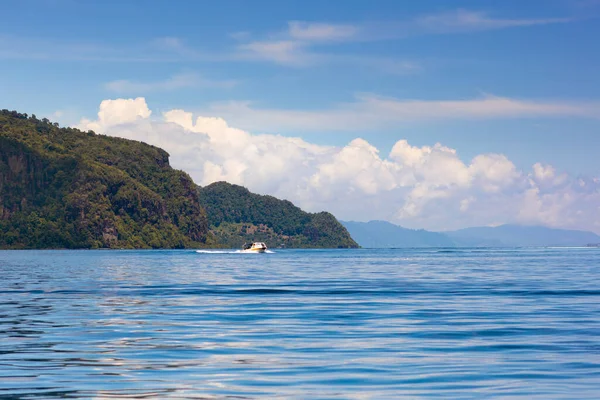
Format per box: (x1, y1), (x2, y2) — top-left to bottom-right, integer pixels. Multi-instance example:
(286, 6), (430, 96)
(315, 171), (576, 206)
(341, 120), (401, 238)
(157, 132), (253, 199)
(0, 110), (209, 249)
(198, 182), (358, 248)
(1, 110), (357, 249)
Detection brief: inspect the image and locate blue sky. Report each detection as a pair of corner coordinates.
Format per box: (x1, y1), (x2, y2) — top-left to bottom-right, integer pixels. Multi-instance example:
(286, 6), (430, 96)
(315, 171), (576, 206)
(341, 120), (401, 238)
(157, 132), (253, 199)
(1, 0), (599, 173)
(2, 0), (600, 231)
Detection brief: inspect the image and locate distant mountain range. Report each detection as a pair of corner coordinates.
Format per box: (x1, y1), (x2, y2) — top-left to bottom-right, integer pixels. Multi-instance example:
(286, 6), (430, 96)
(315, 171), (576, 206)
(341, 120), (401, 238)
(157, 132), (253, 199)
(341, 220), (455, 248)
(342, 220), (600, 248)
(444, 225), (600, 247)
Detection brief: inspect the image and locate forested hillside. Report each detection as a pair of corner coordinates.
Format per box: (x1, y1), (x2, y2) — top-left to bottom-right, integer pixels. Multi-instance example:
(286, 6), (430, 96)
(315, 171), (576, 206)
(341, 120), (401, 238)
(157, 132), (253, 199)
(198, 182), (358, 248)
(0, 110), (209, 249)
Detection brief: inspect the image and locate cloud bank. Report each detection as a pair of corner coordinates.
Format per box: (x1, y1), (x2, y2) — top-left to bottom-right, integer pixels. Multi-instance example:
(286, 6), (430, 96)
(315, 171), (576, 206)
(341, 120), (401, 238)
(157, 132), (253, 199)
(77, 98), (600, 233)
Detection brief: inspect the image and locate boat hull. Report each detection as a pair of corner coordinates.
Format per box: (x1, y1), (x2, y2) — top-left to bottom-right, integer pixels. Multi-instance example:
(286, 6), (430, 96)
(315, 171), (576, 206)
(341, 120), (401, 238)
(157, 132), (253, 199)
(247, 248), (266, 253)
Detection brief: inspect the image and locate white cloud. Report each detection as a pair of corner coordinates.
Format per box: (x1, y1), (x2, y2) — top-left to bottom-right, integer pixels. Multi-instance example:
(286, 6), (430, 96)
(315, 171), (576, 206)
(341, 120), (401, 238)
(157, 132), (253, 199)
(530, 162), (569, 189)
(105, 73), (237, 94)
(238, 40), (315, 66)
(78, 98), (600, 234)
(76, 97), (152, 132)
(533, 162), (555, 180)
(0, 9), (573, 66)
(153, 37), (187, 52)
(235, 21), (406, 69)
(469, 154), (520, 193)
(288, 21), (359, 41)
(201, 94), (600, 133)
(229, 31), (251, 41)
(0, 35), (182, 63)
(233, 10), (573, 67)
(415, 9), (572, 33)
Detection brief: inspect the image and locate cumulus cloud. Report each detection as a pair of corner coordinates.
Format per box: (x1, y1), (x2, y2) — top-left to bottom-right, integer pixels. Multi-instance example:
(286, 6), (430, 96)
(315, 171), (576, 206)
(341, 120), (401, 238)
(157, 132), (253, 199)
(78, 97), (600, 233)
(77, 97), (151, 132)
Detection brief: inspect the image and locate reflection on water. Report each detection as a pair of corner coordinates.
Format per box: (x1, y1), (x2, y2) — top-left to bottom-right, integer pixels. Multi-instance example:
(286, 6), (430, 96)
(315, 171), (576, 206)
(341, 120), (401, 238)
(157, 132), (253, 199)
(1, 248), (600, 398)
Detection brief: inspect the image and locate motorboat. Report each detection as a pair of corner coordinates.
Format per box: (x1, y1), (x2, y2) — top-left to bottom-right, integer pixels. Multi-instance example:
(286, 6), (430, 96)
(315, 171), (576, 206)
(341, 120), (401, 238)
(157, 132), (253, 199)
(242, 242), (267, 253)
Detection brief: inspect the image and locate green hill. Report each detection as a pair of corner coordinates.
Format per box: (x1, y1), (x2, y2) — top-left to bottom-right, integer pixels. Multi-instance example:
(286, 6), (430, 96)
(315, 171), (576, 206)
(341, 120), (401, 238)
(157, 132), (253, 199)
(0, 110), (357, 249)
(198, 182), (358, 248)
(0, 110), (208, 249)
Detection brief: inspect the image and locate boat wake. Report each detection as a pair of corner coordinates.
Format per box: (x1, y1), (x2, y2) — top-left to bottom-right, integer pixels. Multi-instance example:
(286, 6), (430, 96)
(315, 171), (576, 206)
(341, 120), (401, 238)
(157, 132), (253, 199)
(195, 250), (275, 254)
(195, 250), (235, 254)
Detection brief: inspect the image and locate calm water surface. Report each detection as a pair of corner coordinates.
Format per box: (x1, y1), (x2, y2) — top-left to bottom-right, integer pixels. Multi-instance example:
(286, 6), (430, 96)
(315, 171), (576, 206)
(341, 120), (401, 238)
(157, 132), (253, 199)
(1, 248), (599, 399)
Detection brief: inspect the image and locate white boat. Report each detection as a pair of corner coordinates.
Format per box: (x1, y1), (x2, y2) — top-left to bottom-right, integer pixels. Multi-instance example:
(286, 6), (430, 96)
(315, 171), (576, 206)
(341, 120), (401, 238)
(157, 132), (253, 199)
(242, 242), (267, 253)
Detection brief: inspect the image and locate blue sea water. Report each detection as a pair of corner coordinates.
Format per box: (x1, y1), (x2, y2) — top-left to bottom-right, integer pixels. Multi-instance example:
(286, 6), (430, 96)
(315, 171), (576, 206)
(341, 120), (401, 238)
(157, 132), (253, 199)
(1, 248), (599, 399)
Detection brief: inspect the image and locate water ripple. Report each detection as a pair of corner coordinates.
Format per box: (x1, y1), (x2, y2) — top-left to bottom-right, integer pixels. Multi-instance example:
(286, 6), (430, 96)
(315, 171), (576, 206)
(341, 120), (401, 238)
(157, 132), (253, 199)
(0, 248), (599, 398)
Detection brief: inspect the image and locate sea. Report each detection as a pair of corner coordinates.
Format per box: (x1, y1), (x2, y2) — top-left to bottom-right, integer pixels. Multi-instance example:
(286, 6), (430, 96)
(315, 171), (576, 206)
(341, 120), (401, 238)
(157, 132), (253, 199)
(1, 248), (599, 399)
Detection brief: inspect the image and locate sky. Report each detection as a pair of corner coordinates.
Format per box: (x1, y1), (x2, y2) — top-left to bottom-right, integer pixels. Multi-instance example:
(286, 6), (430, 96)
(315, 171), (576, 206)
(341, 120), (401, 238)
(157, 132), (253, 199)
(2, 0), (600, 233)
